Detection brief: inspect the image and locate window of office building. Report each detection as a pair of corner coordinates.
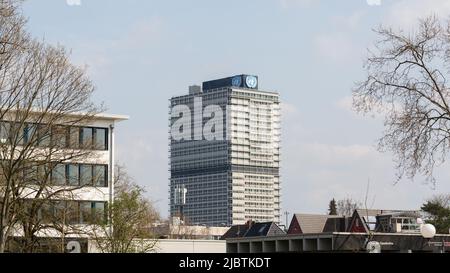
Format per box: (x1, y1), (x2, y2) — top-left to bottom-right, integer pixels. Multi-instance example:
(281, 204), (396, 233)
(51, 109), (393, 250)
(0, 122), (10, 144)
(66, 201), (80, 225)
(69, 127), (80, 149)
(92, 202), (106, 224)
(40, 201), (107, 225)
(94, 128), (107, 150)
(23, 124), (36, 144)
(38, 164), (51, 184)
(53, 201), (66, 221)
(37, 124), (51, 147)
(50, 163), (107, 187)
(23, 163), (43, 184)
(79, 202), (107, 225)
(93, 165), (107, 187)
(80, 202), (92, 224)
(80, 128), (93, 149)
(52, 164), (66, 186)
(52, 126), (67, 148)
(67, 164), (79, 186)
(0, 121), (109, 151)
(80, 165), (93, 186)
(39, 202), (53, 223)
(8, 123), (25, 145)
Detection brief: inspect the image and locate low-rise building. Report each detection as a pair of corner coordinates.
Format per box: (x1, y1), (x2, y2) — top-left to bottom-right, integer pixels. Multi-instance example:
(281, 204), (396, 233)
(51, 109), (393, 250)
(150, 218), (230, 240)
(225, 209), (450, 253)
(221, 221), (285, 240)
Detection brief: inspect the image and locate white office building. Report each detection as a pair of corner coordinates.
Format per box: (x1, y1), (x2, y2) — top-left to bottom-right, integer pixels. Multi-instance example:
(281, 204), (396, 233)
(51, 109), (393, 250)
(1, 112), (128, 252)
(169, 75), (281, 226)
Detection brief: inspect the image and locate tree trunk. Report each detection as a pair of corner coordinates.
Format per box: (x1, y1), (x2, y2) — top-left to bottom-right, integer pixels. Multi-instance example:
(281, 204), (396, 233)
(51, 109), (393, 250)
(0, 233), (6, 253)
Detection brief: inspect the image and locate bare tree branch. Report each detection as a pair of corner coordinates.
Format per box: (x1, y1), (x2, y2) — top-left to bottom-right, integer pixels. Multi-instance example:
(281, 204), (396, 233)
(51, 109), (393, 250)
(0, 0), (105, 253)
(354, 15), (450, 185)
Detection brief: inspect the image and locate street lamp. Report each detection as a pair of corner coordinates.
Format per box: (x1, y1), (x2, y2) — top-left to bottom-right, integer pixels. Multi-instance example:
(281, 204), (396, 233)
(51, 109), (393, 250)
(420, 223), (446, 253)
(421, 224), (437, 239)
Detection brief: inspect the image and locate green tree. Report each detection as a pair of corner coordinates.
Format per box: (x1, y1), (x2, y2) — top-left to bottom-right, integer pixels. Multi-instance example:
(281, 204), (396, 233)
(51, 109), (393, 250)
(328, 199), (337, 215)
(90, 166), (160, 253)
(421, 195), (450, 234)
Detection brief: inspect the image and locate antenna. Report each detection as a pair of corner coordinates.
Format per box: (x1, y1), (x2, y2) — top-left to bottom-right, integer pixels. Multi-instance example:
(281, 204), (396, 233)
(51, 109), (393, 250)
(284, 211), (290, 232)
(174, 184), (187, 223)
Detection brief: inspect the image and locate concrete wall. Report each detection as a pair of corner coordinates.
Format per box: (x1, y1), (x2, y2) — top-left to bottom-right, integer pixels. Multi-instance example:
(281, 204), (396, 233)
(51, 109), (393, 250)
(227, 233), (450, 253)
(227, 235), (335, 253)
(88, 239), (226, 253)
(154, 240), (226, 253)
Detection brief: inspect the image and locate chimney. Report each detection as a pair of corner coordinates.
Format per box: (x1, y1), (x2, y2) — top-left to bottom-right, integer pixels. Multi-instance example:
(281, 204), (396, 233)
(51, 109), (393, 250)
(246, 219), (254, 230)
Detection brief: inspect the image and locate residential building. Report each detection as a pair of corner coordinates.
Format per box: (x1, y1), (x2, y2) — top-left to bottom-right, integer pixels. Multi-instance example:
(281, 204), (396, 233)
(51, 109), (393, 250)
(287, 209), (423, 235)
(169, 75), (281, 226)
(225, 209), (450, 253)
(221, 220), (285, 240)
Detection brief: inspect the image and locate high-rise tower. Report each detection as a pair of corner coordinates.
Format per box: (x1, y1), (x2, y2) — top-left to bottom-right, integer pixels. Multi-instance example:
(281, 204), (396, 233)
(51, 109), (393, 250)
(169, 75), (281, 226)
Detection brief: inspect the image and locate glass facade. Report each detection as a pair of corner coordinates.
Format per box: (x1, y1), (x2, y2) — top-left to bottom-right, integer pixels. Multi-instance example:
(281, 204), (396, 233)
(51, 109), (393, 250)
(50, 163), (108, 187)
(37, 200), (107, 225)
(0, 121), (109, 151)
(170, 83), (281, 226)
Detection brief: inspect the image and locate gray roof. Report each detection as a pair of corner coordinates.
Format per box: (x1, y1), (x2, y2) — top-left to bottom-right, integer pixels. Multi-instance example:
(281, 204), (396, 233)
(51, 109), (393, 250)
(294, 214), (343, 234)
(245, 222), (285, 238)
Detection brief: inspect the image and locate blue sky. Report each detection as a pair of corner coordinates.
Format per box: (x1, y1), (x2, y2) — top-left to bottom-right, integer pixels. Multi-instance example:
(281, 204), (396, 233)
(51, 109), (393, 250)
(22, 0), (450, 221)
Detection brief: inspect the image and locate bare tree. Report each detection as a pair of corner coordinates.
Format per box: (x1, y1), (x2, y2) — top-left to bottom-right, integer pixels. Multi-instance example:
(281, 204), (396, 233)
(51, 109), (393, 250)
(0, 0), (28, 67)
(337, 198), (362, 217)
(90, 165), (160, 253)
(427, 194), (450, 207)
(0, 0), (103, 253)
(354, 16), (450, 185)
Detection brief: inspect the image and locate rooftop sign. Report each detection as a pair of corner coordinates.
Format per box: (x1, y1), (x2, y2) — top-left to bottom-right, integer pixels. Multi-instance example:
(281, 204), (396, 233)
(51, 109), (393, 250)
(202, 75), (259, 91)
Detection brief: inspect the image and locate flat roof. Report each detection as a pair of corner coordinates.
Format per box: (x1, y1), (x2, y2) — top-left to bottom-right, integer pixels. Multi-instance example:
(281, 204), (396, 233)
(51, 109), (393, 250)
(93, 113), (130, 121)
(1, 108), (130, 122)
(170, 87), (280, 100)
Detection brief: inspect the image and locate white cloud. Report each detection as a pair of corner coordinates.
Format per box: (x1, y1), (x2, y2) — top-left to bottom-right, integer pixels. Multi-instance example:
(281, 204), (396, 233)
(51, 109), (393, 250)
(331, 11), (366, 31)
(66, 0), (81, 6)
(299, 142), (377, 165)
(335, 95), (370, 119)
(281, 103), (299, 119)
(336, 96), (353, 112)
(312, 9), (367, 64)
(70, 17), (163, 78)
(313, 32), (359, 63)
(280, 0), (318, 8)
(385, 0), (450, 29)
(367, 0), (381, 6)
(281, 139), (450, 214)
(335, 96), (361, 120)
(116, 128), (168, 213)
(282, 141), (390, 213)
(335, 95), (405, 122)
(124, 18), (163, 49)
